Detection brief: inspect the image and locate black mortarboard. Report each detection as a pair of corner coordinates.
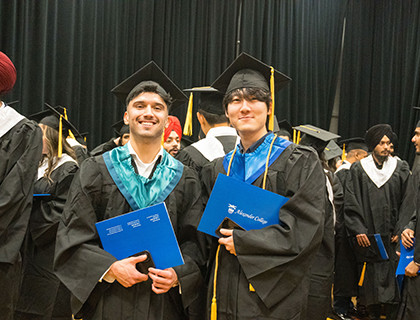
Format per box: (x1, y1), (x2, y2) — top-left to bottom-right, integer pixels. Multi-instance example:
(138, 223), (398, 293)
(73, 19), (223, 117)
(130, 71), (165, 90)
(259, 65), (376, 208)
(111, 119), (130, 136)
(182, 87), (225, 136)
(276, 119), (293, 139)
(111, 61), (188, 110)
(211, 53), (291, 132)
(294, 124), (341, 156)
(183, 87), (225, 115)
(29, 104), (82, 139)
(29, 103), (83, 156)
(339, 137), (368, 153)
(211, 52), (291, 95)
(76, 132), (89, 146)
(323, 140), (343, 161)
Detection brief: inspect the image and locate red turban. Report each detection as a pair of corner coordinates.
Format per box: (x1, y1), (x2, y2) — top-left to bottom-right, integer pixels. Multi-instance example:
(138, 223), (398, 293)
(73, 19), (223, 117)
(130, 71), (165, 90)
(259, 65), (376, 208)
(164, 116), (182, 142)
(0, 52), (17, 95)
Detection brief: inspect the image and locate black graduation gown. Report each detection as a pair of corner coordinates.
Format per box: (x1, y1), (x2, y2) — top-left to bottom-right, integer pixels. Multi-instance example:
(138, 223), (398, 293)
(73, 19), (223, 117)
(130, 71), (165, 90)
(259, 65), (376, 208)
(0, 118), (42, 317)
(176, 135), (237, 174)
(54, 156), (206, 320)
(334, 166), (359, 299)
(396, 163), (420, 235)
(15, 160), (78, 320)
(90, 138), (118, 156)
(396, 190), (420, 320)
(305, 171), (340, 320)
(344, 159), (410, 306)
(72, 144), (91, 165)
(201, 143), (325, 320)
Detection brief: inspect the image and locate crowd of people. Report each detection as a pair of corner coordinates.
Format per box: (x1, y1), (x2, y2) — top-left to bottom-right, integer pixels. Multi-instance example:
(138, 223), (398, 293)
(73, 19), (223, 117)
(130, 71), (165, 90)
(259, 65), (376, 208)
(1, 49), (420, 320)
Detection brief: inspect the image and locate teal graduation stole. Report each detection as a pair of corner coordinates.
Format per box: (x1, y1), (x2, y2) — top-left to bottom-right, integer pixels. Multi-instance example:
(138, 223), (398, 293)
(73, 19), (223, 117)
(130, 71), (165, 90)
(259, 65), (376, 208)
(103, 144), (183, 211)
(223, 133), (292, 184)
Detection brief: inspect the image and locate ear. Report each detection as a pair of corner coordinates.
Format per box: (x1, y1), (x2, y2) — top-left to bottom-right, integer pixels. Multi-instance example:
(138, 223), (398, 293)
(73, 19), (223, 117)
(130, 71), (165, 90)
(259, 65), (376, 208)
(267, 101), (273, 116)
(123, 111), (129, 125)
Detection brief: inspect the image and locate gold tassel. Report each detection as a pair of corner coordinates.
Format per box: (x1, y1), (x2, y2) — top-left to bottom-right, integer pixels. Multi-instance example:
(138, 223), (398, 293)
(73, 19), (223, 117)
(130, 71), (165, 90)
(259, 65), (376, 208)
(293, 129), (296, 144)
(183, 92), (193, 136)
(358, 262), (367, 286)
(211, 244), (222, 320)
(268, 67), (275, 131)
(63, 108), (75, 140)
(342, 143), (346, 161)
(58, 115), (63, 157)
(297, 130), (301, 145)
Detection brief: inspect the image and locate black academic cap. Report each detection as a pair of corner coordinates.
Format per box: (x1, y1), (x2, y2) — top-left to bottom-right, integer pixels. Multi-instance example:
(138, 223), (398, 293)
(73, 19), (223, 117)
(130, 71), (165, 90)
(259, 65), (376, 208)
(211, 52), (291, 95)
(339, 137), (368, 152)
(276, 119), (293, 139)
(294, 124), (341, 156)
(111, 119), (130, 136)
(323, 140), (343, 161)
(183, 87), (225, 115)
(76, 132), (89, 146)
(29, 103), (82, 139)
(111, 61), (188, 110)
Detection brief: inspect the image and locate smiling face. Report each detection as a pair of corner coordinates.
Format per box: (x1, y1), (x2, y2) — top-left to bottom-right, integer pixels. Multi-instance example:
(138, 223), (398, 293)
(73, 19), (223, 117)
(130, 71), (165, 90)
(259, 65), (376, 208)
(124, 92), (168, 143)
(225, 89), (271, 141)
(163, 130), (180, 156)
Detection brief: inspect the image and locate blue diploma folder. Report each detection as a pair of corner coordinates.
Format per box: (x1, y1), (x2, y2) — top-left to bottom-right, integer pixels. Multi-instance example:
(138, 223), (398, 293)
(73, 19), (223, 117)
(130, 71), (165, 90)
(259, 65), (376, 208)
(396, 238), (419, 275)
(198, 173), (289, 237)
(95, 202), (184, 270)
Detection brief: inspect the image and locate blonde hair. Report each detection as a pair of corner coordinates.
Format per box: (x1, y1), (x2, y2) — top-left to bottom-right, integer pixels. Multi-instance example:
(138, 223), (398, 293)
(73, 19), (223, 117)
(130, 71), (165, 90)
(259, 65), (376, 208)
(40, 124), (77, 183)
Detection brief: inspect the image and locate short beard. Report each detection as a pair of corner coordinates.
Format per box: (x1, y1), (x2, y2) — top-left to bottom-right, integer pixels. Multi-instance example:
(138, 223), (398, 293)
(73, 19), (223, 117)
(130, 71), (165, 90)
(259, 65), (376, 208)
(373, 150), (388, 164)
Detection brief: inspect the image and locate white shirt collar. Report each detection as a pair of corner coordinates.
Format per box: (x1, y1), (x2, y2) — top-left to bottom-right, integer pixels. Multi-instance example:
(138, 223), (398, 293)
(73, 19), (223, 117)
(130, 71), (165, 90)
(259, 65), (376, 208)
(206, 126), (238, 138)
(127, 141), (164, 178)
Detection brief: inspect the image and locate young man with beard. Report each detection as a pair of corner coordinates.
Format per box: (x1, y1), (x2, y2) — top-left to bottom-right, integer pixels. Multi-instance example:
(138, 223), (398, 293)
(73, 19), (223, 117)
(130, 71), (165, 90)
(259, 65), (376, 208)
(200, 53), (325, 319)
(163, 115), (182, 157)
(344, 124), (410, 320)
(54, 62), (206, 320)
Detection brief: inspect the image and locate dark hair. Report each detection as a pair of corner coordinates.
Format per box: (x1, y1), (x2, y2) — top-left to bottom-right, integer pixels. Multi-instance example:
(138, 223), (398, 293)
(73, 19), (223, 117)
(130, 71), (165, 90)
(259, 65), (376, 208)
(223, 87), (271, 111)
(125, 81), (173, 109)
(198, 109), (229, 126)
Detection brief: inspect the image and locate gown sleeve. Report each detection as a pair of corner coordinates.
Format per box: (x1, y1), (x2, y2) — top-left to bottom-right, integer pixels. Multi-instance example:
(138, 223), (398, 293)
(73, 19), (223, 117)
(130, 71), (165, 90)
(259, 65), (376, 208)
(201, 146), (326, 309)
(54, 158), (116, 312)
(0, 120), (43, 263)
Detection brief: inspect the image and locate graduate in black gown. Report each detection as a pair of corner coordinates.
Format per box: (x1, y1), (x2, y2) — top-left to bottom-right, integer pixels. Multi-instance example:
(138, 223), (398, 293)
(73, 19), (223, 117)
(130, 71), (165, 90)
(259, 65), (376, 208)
(0, 51), (43, 318)
(344, 124), (410, 320)
(54, 62), (206, 320)
(176, 87), (238, 174)
(15, 105), (79, 319)
(397, 120), (420, 319)
(201, 53), (325, 320)
(333, 138), (368, 320)
(295, 125), (342, 320)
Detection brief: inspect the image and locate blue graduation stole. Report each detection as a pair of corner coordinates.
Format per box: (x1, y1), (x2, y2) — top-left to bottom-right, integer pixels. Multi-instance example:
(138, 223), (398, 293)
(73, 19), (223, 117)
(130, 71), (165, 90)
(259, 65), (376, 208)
(103, 144), (183, 211)
(223, 133), (292, 184)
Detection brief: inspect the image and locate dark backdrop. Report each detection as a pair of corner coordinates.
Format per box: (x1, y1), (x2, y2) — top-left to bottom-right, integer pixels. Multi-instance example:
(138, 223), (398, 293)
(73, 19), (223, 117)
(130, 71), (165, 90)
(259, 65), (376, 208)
(0, 0), (346, 150)
(2, 0), (419, 165)
(339, 0), (420, 164)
